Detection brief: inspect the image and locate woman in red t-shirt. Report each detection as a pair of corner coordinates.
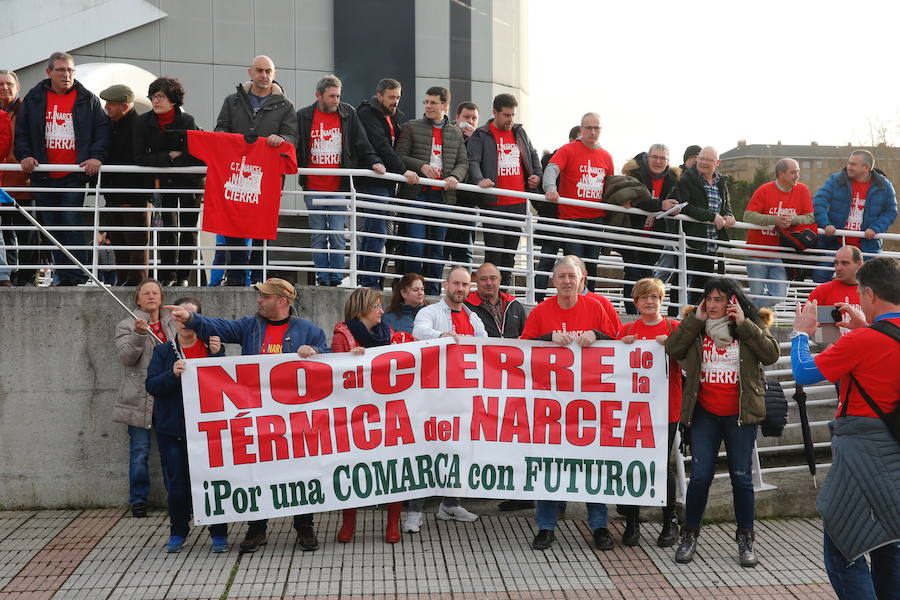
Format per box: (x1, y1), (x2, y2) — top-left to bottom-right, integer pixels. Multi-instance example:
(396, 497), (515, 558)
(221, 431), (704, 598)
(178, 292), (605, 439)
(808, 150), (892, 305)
(616, 278), (681, 549)
(331, 288), (410, 543)
(665, 278), (779, 568)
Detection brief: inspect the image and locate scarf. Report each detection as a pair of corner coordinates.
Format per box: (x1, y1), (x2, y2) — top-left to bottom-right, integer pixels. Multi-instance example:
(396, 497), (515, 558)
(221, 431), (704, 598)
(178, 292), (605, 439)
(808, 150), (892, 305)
(156, 108), (176, 131)
(705, 316), (733, 348)
(346, 318), (390, 348)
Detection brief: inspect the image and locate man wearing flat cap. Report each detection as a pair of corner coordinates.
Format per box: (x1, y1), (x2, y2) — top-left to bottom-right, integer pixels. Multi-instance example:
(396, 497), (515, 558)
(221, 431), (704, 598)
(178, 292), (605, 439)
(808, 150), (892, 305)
(166, 277), (330, 553)
(100, 83), (147, 285)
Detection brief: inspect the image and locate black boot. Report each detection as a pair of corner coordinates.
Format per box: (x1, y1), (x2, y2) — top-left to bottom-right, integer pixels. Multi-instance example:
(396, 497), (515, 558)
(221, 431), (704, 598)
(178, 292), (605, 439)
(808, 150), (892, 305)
(736, 529), (758, 567)
(657, 507), (679, 548)
(622, 514), (641, 547)
(674, 526), (699, 564)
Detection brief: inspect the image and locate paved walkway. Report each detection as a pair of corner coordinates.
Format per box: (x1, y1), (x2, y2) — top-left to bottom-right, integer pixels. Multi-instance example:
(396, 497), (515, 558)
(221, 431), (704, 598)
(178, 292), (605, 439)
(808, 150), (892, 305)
(0, 509), (837, 599)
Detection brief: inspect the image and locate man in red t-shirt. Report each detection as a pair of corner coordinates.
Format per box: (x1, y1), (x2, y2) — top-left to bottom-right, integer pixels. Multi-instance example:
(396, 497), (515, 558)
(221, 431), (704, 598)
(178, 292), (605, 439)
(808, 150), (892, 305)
(743, 158), (814, 308)
(296, 75), (385, 286)
(14, 51), (109, 286)
(467, 93), (543, 286)
(521, 256), (616, 552)
(542, 112), (614, 292)
(791, 257), (900, 596)
(807, 245), (863, 342)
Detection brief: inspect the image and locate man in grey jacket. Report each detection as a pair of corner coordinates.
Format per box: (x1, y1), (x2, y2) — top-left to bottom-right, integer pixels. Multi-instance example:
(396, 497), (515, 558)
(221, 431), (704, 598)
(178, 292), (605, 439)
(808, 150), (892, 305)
(213, 55), (298, 286)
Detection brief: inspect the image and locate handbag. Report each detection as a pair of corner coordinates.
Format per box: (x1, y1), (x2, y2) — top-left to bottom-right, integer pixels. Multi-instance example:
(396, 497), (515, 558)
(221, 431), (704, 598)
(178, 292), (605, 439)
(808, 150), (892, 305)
(778, 227), (817, 252)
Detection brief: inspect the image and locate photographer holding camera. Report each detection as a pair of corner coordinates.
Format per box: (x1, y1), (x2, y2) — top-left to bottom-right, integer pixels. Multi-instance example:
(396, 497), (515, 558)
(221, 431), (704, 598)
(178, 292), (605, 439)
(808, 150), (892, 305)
(791, 256), (900, 600)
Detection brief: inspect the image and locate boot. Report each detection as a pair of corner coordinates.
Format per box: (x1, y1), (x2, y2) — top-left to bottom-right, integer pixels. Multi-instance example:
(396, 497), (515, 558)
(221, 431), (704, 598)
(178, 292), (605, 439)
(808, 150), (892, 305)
(736, 529), (758, 567)
(337, 509), (356, 543)
(385, 502), (402, 543)
(657, 507), (679, 548)
(622, 514), (641, 547)
(674, 526), (699, 564)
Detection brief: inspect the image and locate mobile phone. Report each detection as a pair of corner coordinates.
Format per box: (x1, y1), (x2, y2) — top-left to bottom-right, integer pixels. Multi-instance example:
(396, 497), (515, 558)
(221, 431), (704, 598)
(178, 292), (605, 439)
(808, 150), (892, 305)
(817, 305), (842, 324)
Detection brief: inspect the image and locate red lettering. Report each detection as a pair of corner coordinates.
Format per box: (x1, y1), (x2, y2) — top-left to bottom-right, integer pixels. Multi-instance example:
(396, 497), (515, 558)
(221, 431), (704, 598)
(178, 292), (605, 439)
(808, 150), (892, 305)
(445, 344), (479, 388)
(600, 401), (623, 446)
(269, 361), (333, 404)
(498, 397), (531, 443)
(483, 345), (525, 389)
(421, 345), (440, 389)
(257, 415), (289, 461)
(351, 404), (382, 450)
(622, 402), (655, 448)
(198, 364), (262, 413)
(383, 399), (415, 446)
(582, 347), (616, 392)
(230, 417), (256, 464)
(531, 347), (574, 391)
(371, 351), (416, 394)
(333, 406), (350, 452)
(532, 398), (562, 444)
(289, 409), (333, 457)
(470, 395), (499, 441)
(565, 399), (596, 446)
(197, 419), (228, 467)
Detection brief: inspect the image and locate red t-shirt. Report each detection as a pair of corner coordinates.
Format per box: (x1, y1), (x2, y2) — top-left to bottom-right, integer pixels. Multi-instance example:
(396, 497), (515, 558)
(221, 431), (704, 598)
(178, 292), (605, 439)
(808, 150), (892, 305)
(550, 141), (614, 220)
(450, 310), (475, 336)
(697, 335), (740, 416)
(187, 131), (298, 240)
(44, 89), (77, 177)
(618, 318), (682, 422)
(808, 280), (861, 335)
(650, 177), (664, 200)
(260, 323), (289, 354)
(148, 321), (168, 343)
(745, 181), (814, 254)
(844, 180), (871, 247)
(520, 296), (613, 339)
(182, 340), (209, 359)
(425, 125), (444, 191)
(584, 292), (622, 337)
(306, 108), (342, 192)
(815, 316), (900, 418)
(488, 122), (525, 206)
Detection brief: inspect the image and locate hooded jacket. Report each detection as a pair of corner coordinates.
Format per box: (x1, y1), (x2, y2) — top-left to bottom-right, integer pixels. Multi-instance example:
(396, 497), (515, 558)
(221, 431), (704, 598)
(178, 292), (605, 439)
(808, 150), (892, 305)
(665, 306), (779, 425)
(464, 290), (526, 338)
(14, 78), (109, 183)
(813, 167), (897, 253)
(296, 101), (380, 191)
(356, 97), (407, 175)
(466, 120), (542, 202)
(215, 82), (298, 146)
(621, 152), (681, 232)
(395, 114), (469, 204)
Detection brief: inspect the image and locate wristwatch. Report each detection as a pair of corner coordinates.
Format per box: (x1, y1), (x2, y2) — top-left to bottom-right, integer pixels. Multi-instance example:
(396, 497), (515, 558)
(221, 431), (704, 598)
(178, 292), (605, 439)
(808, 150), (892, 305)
(789, 330), (808, 339)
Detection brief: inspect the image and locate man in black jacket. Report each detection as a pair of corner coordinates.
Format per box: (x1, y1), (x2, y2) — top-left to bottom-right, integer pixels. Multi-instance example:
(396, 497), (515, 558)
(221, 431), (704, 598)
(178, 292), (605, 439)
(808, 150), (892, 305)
(467, 94), (542, 287)
(620, 144), (681, 313)
(15, 51), (109, 286)
(99, 84), (146, 285)
(297, 75), (385, 286)
(356, 78), (418, 288)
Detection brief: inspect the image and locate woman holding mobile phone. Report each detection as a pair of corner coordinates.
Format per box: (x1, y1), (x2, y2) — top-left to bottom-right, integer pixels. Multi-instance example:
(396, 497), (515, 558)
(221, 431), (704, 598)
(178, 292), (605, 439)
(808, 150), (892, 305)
(665, 278), (779, 567)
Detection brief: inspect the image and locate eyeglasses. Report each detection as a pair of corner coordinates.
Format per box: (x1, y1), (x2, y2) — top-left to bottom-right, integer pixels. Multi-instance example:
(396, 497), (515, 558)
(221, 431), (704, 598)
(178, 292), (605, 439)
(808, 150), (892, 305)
(582, 126), (601, 131)
(373, 304), (384, 311)
(649, 155), (668, 161)
(148, 93), (168, 101)
(52, 68), (75, 74)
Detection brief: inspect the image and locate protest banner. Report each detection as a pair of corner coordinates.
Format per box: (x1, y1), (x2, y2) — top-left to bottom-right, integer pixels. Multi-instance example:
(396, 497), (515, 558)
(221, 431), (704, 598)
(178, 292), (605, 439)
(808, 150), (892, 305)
(181, 338), (670, 526)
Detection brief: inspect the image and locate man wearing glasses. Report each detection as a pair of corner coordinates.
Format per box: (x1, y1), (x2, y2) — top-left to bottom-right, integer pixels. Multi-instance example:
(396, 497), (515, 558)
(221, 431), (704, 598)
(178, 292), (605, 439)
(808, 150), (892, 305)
(14, 51), (109, 286)
(541, 113), (614, 293)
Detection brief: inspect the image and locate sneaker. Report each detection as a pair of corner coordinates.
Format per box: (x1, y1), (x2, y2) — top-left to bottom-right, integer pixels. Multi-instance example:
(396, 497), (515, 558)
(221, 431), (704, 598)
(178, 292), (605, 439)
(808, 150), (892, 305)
(736, 529), (758, 568)
(592, 527), (614, 551)
(210, 536), (229, 553)
(239, 530), (267, 553)
(532, 529), (555, 550)
(674, 528), (699, 564)
(165, 535), (186, 553)
(296, 525), (319, 551)
(403, 511), (423, 533)
(436, 504), (478, 522)
(131, 502), (147, 518)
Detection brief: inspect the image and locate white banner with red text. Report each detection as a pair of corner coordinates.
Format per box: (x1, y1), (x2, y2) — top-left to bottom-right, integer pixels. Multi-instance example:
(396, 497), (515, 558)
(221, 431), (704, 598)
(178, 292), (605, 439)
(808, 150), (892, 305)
(181, 338), (670, 525)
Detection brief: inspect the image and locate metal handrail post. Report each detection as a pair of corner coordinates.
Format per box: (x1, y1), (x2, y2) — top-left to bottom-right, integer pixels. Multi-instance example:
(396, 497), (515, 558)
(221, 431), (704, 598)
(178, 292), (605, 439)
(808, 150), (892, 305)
(348, 175), (358, 287)
(525, 211), (535, 305)
(91, 174), (101, 281)
(677, 220), (688, 307)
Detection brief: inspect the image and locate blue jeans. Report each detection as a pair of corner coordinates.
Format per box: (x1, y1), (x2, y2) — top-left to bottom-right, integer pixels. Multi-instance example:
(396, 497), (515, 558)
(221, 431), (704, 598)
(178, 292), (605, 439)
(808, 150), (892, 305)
(824, 531), (900, 600)
(812, 235), (842, 284)
(222, 236), (252, 284)
(305, 194), (346, 284)
(535, 500), (607, 531)
(128, 425), (152, 505)
(157, 432), (227, 538)
(684, 404), (757, 530)
(357, 185), (393, 288)
(36, 175), (88, 284)
(404, 189), (447, 296)
(0, 232), (10, 282)
(563, 217), (603, 292)
(746, 257), (787, 309)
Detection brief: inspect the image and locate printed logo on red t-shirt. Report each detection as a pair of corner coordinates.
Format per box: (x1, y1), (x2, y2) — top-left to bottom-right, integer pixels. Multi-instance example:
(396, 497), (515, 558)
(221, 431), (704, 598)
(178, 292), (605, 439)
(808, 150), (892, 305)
(224, 156), (263, 204)
(698, 336), (740, 415)
(260, 323), (289, 354)
(45, 90), (77, 177)
(450, 310), (475, 336)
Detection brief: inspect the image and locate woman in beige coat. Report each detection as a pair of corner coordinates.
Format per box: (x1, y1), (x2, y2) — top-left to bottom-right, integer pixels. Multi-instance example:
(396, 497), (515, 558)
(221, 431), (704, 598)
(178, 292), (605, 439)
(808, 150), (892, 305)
(113, 278), (177, 516)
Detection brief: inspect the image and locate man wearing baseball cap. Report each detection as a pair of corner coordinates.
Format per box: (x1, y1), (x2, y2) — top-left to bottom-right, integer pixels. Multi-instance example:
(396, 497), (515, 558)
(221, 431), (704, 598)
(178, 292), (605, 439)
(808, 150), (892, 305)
(166, 277), (329, 553)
